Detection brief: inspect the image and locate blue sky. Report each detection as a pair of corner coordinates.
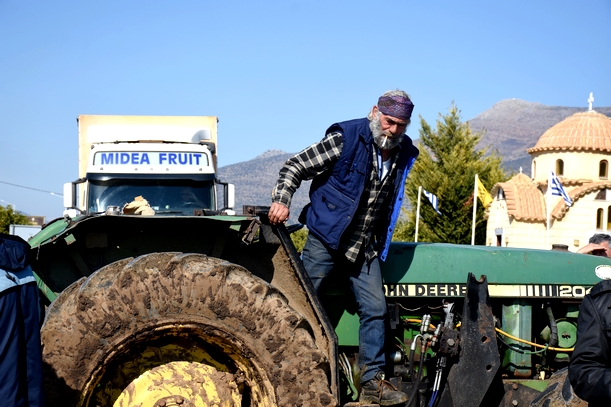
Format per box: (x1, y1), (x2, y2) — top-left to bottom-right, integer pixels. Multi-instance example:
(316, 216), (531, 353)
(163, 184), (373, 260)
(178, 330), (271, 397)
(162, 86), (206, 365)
(1, 0), (610, 221)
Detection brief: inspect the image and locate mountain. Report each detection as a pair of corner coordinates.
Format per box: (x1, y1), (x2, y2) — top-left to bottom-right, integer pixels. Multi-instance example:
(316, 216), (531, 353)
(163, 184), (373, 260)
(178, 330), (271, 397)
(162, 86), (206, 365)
(469, 99), (611, 175)
(218, 150), (312, 218)
(219, 100), (611, 215)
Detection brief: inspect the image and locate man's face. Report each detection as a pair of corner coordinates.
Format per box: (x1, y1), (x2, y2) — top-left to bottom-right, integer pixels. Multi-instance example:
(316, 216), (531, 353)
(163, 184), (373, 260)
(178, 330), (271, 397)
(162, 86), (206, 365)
(593, 241), (611, 257)
(370, 106), (408, 150)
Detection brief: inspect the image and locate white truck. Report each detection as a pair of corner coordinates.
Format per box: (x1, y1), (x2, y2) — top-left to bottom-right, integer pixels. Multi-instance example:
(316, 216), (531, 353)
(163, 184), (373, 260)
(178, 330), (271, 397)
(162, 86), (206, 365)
(63, 115), (235, 217)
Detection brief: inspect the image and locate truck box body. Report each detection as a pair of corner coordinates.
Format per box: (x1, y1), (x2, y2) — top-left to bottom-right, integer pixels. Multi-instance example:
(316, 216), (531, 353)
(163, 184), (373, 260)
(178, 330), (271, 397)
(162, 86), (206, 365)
(77, 115), (218, 178)
(66, 115), (231, 217)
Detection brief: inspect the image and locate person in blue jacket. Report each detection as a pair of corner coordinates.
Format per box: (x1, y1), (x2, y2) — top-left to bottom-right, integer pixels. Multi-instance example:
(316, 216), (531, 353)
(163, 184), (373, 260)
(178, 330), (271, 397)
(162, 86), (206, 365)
(269, 90), (419, 406)
(0, 233), (45, 407)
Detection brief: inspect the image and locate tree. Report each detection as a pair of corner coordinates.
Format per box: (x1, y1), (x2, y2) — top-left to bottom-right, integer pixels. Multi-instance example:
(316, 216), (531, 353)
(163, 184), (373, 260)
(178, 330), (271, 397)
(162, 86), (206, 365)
(394, 103), (509, 244)
(0, 205), (30, 234)
(289, 225), (308, 253)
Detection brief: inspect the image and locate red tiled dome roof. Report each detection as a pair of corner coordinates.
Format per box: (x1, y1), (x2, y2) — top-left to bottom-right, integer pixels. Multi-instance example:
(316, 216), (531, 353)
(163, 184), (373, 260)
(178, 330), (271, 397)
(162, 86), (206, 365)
(527, 110), (611, 154)
(491, 173), (545, 222)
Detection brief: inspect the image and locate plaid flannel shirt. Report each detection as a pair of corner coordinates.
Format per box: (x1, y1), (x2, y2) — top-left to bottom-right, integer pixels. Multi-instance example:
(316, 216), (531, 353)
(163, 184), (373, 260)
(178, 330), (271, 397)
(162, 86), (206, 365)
(272, 132), (398, 263)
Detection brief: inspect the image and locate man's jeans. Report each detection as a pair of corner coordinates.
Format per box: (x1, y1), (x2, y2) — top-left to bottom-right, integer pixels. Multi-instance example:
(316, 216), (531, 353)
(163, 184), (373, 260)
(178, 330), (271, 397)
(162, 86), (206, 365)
(302, 233), (387, 384)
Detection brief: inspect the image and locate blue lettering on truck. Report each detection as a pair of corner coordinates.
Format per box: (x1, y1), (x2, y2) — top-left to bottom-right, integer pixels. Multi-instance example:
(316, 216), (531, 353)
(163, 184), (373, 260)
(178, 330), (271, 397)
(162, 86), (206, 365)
(98, 152), (203, 166)
(100, 153), (151, 164)
(158, 153), (202, 165)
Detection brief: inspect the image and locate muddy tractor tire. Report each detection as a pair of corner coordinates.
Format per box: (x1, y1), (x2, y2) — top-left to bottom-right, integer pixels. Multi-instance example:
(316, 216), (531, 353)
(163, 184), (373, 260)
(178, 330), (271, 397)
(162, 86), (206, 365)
(41, 252), (336, 407)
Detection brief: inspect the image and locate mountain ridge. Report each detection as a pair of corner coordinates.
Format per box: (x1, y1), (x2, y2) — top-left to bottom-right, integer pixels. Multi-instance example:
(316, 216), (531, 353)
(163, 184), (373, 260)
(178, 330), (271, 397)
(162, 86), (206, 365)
(219, 99), (611, 216)
(470, 99), (611, 174)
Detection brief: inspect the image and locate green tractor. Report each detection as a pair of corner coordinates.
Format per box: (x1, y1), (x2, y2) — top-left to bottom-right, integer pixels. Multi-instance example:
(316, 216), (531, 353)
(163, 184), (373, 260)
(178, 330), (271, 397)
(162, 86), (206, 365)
(29, 208), (606, 406)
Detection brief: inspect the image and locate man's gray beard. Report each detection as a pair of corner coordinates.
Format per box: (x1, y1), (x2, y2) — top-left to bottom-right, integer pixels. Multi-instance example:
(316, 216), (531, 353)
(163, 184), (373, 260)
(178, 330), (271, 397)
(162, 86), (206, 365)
(370, 116), (404, 150)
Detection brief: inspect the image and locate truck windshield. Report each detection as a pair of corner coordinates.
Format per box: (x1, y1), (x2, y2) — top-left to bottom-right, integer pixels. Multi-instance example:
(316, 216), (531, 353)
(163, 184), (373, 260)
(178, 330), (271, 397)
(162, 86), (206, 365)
(88, 179), (215, 216)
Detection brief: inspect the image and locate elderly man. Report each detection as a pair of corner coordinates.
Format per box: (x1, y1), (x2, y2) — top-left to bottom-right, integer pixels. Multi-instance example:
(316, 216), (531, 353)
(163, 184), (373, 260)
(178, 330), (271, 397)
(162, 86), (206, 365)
(269, 90), (419, 405)
(577, 233), (611, 257)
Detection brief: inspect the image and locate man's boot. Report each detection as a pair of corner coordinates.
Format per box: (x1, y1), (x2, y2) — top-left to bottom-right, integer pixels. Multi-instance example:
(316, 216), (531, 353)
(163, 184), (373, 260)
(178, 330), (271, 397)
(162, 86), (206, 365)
(359, 371), (408, 406)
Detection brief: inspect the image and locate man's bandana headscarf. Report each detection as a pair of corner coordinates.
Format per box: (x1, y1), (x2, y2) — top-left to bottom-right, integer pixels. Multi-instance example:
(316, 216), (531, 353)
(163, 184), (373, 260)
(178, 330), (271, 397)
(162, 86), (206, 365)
(377, 95), (414, 120)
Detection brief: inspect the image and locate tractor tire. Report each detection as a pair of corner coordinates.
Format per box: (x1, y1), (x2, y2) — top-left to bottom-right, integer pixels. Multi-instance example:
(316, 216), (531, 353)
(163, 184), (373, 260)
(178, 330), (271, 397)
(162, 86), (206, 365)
(41, 252), (336, 407)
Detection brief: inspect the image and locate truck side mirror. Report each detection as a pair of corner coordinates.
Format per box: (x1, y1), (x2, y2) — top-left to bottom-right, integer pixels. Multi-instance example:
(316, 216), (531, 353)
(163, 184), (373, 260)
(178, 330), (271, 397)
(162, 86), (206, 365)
(63, 178), (86, 217)
(63, 182), (75, 209)
(217, 182), (235, 214)
(225, 183), (235, 210)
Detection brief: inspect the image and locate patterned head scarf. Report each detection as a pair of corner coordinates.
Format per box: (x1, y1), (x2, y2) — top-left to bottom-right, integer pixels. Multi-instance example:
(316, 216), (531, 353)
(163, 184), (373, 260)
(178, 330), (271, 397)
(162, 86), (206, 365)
(377, 95), (414, 120)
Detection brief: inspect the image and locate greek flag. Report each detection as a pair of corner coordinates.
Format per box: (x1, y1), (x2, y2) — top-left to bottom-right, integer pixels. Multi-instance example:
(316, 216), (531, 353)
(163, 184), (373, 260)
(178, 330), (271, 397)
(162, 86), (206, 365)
(423, 188), (442, 215)
(549, 171), (573, 207)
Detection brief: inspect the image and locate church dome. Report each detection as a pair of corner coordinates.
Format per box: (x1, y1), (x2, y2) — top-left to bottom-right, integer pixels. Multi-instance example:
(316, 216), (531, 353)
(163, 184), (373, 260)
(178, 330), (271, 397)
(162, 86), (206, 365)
(527, 110), (611, 154)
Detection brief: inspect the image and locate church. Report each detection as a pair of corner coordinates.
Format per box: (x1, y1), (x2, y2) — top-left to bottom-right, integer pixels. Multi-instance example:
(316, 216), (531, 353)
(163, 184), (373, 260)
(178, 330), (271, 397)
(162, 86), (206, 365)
(486, 95), (611, 251)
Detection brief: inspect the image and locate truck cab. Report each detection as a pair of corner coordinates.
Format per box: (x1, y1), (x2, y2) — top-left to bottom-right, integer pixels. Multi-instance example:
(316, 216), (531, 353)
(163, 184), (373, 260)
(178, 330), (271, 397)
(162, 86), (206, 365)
(63, 115), (235, 217)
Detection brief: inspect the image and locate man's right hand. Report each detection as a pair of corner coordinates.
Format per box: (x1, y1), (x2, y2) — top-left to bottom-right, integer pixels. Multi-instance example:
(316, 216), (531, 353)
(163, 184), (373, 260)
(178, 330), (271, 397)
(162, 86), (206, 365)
(269, 202), (290, 225)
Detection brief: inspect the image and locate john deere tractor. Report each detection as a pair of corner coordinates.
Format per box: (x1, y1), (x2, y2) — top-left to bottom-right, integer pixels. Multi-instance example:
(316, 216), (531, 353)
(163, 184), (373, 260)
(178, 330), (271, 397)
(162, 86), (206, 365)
(29, 208), (607, 406)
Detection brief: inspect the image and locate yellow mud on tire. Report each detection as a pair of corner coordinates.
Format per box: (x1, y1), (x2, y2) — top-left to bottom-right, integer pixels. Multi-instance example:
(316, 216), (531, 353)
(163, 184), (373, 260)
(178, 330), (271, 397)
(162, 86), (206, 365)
(114, 361), (242, 407)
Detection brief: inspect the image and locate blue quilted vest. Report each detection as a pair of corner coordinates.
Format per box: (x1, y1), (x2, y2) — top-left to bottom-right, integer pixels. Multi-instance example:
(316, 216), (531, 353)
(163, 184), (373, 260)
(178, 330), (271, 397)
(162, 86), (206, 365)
(300, 118), (419, 261)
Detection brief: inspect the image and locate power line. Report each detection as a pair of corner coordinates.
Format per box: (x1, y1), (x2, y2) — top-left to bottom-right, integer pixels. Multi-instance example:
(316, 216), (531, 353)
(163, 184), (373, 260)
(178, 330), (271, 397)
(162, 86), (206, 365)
(0, 180), (63, 197)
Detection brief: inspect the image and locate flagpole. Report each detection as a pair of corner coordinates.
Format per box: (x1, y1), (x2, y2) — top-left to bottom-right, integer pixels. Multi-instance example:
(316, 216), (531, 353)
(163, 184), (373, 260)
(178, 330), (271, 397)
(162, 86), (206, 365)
(415, 186), (422, 242)
(546, 170), (551, 250)
(471, 174), (478, 245)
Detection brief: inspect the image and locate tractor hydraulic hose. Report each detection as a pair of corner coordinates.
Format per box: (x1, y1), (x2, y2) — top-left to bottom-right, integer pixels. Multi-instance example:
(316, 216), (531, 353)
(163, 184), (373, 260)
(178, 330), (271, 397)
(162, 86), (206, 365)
(416, 340), (426, 387)
(495, 327), (573, 352)
(407, 337), (427, 407)
(404, 318), (436, 330)
(545, 304), (559, 347)
(421, 314), (431, 334)
(497, 334), (549, 355)
(427, 359), (444, 407)
(428, 390), (438, 407)
(409, 334), (422, 383)
(408, 318), (573, 351)
(409, 347), (416, 384)
(416, 317), (570, 352)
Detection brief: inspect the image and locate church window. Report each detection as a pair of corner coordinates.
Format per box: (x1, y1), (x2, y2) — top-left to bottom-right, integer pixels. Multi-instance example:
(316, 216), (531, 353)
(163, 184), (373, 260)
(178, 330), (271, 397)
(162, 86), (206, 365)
(597, 208), (604, 230)
(532, 160), (536, 178)
(600, 160), (608, 178)
(607, 206), (611, 230)
(556, 159), (564, 176)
